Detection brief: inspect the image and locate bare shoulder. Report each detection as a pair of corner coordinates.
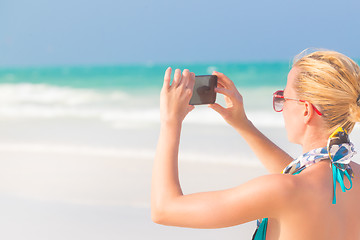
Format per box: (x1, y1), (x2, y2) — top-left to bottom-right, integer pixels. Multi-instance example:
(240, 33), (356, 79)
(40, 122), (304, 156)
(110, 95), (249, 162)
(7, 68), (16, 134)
(349, 160), (360, 191)
(350, 160), (360, 173)
(238, 174), (301, 217)
(349, 160), (360, 185)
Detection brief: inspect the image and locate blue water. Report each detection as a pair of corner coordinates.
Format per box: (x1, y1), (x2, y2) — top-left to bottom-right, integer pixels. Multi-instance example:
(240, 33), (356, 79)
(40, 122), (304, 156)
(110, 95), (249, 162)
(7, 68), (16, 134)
(0, 62), (291, 90)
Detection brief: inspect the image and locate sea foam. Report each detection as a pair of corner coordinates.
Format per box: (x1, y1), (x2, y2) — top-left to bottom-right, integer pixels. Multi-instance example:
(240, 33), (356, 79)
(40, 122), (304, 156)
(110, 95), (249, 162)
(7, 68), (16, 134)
(0, 83), (283, 128)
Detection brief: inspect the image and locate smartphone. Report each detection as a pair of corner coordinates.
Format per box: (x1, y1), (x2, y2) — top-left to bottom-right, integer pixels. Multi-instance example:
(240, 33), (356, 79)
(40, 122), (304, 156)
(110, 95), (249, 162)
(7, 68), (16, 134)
(189, 75), (218, 105)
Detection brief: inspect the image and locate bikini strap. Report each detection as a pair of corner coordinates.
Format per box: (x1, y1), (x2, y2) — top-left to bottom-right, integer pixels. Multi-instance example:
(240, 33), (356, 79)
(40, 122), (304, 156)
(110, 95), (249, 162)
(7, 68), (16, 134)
(331, 163), (353, 204)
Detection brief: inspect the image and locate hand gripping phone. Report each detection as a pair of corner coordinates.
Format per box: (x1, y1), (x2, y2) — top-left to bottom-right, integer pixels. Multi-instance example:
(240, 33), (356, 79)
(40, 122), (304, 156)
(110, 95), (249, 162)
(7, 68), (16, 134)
(189, 75), (218, 105)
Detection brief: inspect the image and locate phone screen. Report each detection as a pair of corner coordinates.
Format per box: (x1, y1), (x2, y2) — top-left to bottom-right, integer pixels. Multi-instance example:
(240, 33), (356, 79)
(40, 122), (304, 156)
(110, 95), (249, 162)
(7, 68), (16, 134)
(189, 75), (217, 105)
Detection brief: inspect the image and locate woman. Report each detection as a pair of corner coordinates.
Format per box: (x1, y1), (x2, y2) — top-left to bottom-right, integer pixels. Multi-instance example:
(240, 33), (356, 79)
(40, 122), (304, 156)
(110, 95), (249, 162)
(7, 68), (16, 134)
(151, 50), (360, 240)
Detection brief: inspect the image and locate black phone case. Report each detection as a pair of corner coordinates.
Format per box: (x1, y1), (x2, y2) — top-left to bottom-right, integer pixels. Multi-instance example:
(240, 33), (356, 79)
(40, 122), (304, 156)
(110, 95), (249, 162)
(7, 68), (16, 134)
(189, 75), (217, 105)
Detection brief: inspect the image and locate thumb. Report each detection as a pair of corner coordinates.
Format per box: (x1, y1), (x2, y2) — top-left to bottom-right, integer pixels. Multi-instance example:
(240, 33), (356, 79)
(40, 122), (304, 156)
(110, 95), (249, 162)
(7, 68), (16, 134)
(208, 103), (226, 116)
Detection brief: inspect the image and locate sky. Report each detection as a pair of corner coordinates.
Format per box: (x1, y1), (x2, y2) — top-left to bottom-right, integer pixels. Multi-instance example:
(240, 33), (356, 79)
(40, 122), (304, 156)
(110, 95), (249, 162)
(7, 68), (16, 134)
(1, 0), (360, 67)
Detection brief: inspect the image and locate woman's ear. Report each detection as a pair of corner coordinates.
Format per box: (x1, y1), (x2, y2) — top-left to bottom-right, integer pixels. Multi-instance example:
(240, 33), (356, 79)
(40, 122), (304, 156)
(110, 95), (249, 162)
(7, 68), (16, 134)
(303, 101), (314, 124)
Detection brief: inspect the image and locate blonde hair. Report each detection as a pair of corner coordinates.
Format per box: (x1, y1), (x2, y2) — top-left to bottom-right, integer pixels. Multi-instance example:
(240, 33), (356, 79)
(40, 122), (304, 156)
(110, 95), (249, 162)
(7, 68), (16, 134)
(292, 49), (360, 134)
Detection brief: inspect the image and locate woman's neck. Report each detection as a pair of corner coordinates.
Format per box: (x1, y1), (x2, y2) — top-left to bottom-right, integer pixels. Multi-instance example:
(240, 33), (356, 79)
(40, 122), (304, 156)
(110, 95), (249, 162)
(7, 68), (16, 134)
(301, 127), (329, 153)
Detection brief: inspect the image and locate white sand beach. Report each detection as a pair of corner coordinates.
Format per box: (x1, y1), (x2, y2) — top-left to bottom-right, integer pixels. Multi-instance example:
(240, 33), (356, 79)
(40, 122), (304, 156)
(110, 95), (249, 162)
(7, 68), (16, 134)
(0, 152), (265, 240)
(1, 113), (359, 240)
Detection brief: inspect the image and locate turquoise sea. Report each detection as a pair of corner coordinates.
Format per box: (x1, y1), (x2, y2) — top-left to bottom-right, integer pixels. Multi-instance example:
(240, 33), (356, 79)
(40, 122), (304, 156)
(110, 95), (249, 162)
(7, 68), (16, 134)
(0, 62), (291, 89)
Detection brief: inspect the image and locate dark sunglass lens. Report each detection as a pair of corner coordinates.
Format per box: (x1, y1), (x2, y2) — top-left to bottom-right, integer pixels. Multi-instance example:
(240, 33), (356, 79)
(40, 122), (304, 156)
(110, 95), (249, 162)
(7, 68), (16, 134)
(274, 97), (285, 111)
(273, 91), (285, 112)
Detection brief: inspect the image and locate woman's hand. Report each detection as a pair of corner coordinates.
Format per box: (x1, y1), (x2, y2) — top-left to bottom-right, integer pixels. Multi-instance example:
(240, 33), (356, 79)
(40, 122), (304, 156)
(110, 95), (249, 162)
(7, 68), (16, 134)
(209, 71), (293, 173)
(208, 71), (250, 131)
(160, 68), (196, 125)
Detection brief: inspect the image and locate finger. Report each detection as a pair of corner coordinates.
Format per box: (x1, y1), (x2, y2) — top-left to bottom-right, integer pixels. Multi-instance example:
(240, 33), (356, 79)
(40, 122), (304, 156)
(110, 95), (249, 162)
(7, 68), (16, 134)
(215, 87), (233, 98)
(217, 82), (225, 89)
(163, 67), (171, 89)
(213, 71), (234, 88)
(173, 69), (182, 87)
(187, 72), (195, 90)
(181, 69), (190, 88)
(208, 103), (226, 116)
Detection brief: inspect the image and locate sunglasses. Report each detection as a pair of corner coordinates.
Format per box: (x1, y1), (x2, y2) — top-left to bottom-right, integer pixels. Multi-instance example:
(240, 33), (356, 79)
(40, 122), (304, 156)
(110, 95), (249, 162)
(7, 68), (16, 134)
(273, 90), (322, 116)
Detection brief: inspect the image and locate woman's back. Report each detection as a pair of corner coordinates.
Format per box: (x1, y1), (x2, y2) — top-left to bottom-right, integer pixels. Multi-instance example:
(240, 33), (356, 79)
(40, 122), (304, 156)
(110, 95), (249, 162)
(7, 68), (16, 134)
(266, 160), (360, 240)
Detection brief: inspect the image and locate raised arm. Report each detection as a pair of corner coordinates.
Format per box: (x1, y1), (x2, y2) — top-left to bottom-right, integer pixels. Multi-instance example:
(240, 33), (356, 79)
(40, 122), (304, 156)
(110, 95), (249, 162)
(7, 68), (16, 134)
(209, 72), (293, 173)
(151, 68), (294, 228)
